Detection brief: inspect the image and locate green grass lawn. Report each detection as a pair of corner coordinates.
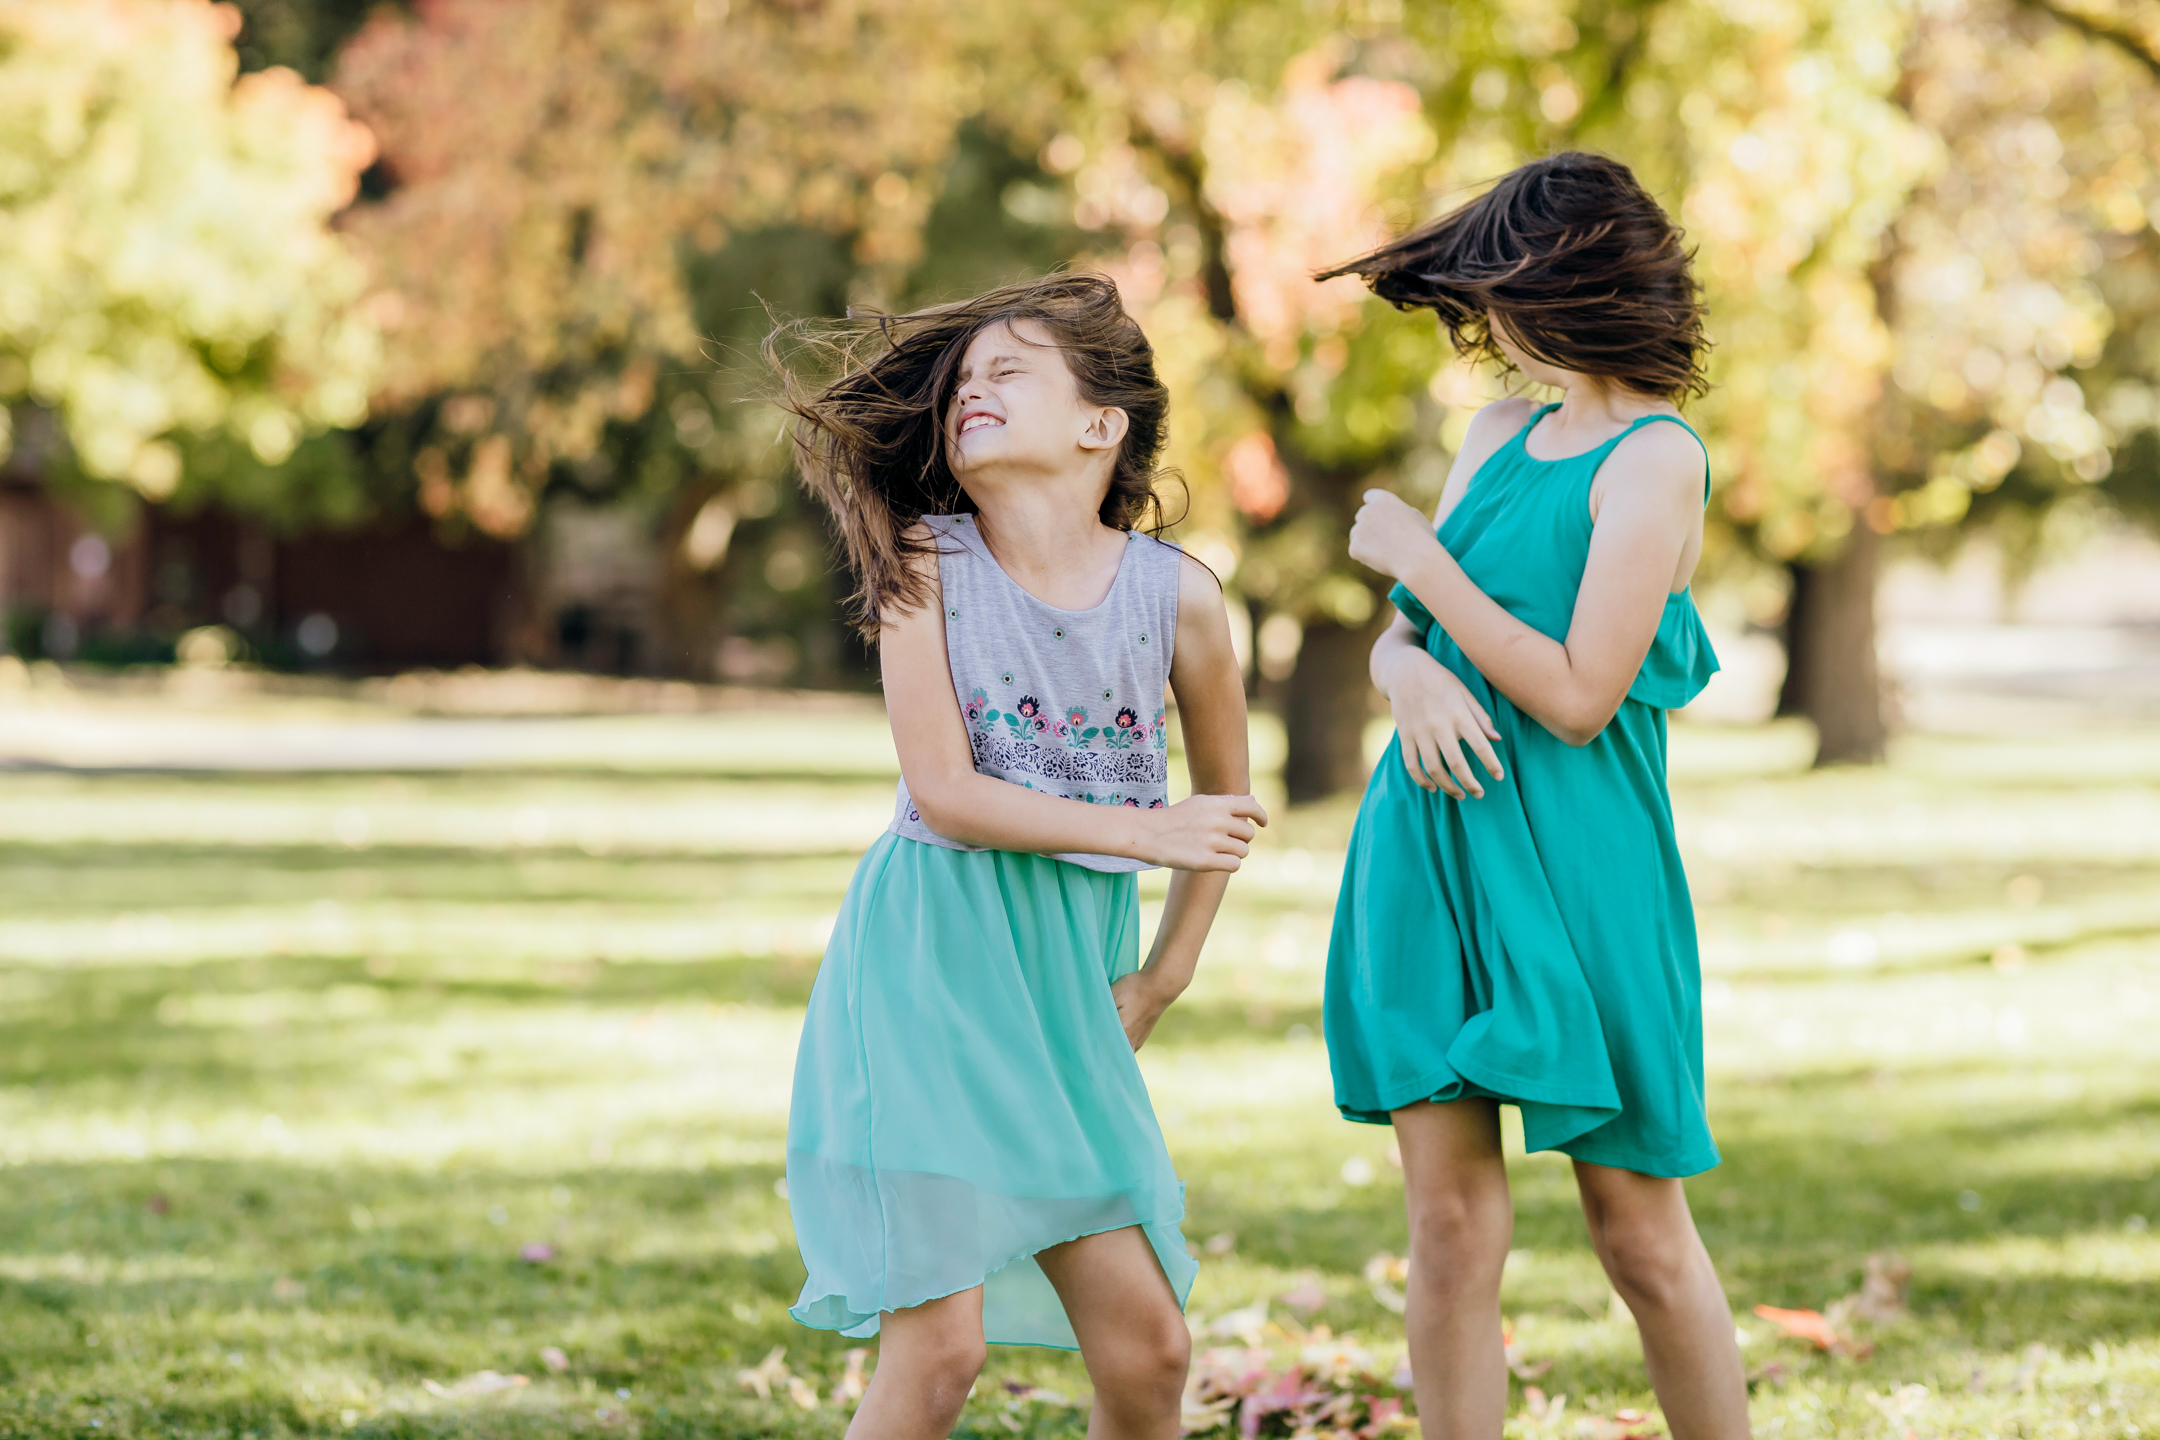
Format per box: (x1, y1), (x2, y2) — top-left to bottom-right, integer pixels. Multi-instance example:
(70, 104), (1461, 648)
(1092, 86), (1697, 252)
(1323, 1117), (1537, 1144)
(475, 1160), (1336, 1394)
(2, 685), (2158, 1438)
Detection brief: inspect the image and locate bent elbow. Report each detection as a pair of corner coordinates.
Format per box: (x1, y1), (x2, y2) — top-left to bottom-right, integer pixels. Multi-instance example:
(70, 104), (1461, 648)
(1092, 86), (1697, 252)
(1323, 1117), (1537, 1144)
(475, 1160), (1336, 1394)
(1554, 697), (1620, 748)
(904, 776), (974, 842)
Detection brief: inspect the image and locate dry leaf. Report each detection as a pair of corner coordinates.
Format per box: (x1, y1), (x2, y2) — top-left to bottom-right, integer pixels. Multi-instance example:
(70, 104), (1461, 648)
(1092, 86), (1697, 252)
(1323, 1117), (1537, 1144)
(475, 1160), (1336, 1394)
(1751, 1304), (1841, 1350)
(1281, 1274), (1328, 1315)
(735, 1345), (792, 1402)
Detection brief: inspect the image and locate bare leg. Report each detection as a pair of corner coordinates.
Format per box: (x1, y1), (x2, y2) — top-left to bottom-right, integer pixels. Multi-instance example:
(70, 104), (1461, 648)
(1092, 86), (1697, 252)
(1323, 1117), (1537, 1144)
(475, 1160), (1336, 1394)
(1036, 1226), (1191, 1440)
(1573, 1162), (1751, 1440)
(847, 1286), (987, 1440)
(1393, 1099), (1513, 1440)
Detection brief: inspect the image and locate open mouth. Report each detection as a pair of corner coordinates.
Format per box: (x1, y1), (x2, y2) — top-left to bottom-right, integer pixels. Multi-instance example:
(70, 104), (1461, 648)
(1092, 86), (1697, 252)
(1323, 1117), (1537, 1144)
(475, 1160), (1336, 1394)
(958, 411), (1003, 437)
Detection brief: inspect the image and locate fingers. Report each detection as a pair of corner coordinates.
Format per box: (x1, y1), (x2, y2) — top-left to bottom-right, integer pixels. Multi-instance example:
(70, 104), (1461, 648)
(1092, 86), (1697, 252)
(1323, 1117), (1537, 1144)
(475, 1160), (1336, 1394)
(1399, 734), (1436, 792)
(1440, 735), (1485, 800)
(1228, 794), (1269, 826)
(1419, 734), (1464, 799)
(1469, 729), (1505, 783)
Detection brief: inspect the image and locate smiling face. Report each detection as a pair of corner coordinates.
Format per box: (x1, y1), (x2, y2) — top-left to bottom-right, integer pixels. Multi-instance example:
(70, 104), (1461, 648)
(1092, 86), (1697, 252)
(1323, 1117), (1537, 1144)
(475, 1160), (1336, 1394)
(944, 319), (1127, 496)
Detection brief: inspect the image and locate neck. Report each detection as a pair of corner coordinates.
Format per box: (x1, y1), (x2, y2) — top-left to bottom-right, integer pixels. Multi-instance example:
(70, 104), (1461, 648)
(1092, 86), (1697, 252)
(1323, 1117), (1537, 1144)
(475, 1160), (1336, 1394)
(964, 466), (1125, 598)
(1549, 376), (1666, 428)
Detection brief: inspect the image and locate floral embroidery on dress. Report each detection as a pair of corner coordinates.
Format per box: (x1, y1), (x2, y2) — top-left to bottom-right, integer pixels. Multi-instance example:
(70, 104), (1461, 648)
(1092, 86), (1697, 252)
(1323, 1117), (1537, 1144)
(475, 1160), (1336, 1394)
(963, 687), (988, 725)
(1102, 706), (1144, 750)
(1000, 695), (1048, 737)
(1151, 706), (1169, 751)
(1054, 705), (1100, 749)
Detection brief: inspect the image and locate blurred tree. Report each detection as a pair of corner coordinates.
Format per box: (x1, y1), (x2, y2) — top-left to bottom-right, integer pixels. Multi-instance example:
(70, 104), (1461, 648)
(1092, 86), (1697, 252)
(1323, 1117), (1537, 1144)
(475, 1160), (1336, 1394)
(332, 0), (970, 542)
(991, 0), (1929, 789)
(189, 0), (2160, 767)
(1870, 0), (2160, 624)
(225, 0), (384, 80)
(0, 0), (380, 520)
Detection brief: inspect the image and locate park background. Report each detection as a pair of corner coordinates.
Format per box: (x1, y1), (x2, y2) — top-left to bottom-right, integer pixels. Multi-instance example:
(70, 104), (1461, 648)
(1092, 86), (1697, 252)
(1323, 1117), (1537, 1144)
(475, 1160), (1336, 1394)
(3, 0), (2160, 1435)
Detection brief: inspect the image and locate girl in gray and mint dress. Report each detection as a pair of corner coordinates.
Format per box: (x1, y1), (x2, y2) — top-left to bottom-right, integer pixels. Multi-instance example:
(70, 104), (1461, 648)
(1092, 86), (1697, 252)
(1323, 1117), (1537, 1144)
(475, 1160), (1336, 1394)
(788, 510), (1193, 1347)
(771, 274), (1260, 1438)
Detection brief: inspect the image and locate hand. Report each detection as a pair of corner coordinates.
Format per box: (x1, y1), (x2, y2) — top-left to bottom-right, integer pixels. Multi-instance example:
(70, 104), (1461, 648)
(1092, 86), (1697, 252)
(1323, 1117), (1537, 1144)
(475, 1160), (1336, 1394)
(1144, 792), (1268, 871)
(1347, 488), (1441, 581)
(1110, 968), (1180, 1051)
(1379, 648), (1504, 799)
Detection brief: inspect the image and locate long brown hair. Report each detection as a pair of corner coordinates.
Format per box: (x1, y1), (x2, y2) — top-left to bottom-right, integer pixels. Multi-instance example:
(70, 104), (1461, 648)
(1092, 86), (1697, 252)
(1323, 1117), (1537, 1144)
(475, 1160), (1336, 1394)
(768, 274), (1173, 640)
(1318, 151), (1709, 401)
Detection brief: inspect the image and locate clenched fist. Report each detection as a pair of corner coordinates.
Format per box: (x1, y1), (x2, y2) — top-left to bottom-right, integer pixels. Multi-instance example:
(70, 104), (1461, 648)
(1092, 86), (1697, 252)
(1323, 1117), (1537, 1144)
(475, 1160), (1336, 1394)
(1347, 488), (1440, 581)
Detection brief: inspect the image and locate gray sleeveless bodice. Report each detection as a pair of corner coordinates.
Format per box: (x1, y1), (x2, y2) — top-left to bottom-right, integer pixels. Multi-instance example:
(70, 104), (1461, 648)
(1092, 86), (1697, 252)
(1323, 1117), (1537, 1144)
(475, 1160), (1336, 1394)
(891, 513), (1182, 872)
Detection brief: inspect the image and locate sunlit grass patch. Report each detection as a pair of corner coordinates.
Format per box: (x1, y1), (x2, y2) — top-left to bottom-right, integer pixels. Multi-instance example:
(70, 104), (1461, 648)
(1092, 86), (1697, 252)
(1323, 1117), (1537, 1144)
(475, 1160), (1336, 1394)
(1, 696), (2157, 1435)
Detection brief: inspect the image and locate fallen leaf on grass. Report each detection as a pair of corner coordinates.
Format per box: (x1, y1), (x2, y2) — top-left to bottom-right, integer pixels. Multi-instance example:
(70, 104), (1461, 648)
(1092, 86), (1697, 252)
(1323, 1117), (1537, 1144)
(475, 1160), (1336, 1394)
(1000, 1381), (1073, 1407)
(832, 1348), (871, 1408)
(422, 1371), (529, 1399)
(1751, 1305), (1840, 1350)
(1280, 1274), (1328, 1315)
(519, 1242), (555, 1262)
(1521, 1386), (1567, 1423)
(1841, 1252), (1911, 1323)
(1362, 1252), (1408, 1314)
(736, 1345), (792, 1402)
(1501, 1319), (1551, 1380)
(1866, 1381), (1930, 1437)
(1573, 1406), (1665, 1439)
(539, 1346), (569, 1373)
(1207, 1301), (1272, 1345)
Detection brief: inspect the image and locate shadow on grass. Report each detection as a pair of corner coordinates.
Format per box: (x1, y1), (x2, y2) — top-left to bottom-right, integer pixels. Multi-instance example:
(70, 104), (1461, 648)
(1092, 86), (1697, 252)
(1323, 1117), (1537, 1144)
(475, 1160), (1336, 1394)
(0, 1155), (829, 1431)
(1176, 1062), (2160, 1346)
(0, 841), (865, 907)
(0, 954), (826, 1088)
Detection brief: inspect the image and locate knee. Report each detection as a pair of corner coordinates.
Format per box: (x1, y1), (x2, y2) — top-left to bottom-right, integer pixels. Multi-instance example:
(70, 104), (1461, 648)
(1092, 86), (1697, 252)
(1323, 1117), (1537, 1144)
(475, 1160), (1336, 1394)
(1407, 1186), (1511, 1274)
(911, 1332), (988, 1410)
(1098, 1310), (1191, 1407)
(1594, 1216), (1696, 1309)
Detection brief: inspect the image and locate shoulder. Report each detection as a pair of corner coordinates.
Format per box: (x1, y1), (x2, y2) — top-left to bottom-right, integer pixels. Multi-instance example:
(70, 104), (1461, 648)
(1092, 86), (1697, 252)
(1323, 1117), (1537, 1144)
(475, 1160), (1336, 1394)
(1448, 397), (1540, 481)
(889, 519), (945, 599)
(1465, 396), (1541, 444)
(1172, 545), (1224, 606)
(1605, 416), (1707, 500)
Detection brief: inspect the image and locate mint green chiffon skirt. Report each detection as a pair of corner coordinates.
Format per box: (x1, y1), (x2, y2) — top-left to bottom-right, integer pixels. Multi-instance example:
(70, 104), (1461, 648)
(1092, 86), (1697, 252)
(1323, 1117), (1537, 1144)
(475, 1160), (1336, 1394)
(786, 833), (1196, 1349)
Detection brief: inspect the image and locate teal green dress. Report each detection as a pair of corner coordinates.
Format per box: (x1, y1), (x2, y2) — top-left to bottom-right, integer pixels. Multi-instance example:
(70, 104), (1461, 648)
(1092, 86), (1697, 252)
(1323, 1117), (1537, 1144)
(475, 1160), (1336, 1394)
(1324, 403), (1722, 1177)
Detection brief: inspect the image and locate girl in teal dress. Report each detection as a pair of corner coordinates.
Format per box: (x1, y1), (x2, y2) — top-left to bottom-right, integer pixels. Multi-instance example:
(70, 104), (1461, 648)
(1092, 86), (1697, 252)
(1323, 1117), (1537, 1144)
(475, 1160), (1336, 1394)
(772, 275), (1264, 1440)
(1317, 154), (1752, 1438)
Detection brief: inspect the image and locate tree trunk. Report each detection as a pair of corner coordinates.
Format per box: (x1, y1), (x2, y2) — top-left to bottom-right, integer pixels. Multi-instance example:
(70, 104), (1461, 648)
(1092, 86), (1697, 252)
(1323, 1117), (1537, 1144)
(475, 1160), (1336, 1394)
(1778, 517), (1887, 765)
(1282, 611), (1387, 803)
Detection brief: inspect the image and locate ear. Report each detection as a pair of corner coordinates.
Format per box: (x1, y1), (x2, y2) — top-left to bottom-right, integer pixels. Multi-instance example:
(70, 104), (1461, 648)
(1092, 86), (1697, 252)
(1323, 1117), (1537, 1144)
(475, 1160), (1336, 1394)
(1077, 406), (1129, 453)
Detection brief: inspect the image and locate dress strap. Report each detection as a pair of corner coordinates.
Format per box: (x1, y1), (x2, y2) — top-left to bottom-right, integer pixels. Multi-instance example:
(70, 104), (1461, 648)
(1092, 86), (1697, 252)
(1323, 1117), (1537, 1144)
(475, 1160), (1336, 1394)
(1611, 413), (1712, 505)
(1513, 401), (1563, 450)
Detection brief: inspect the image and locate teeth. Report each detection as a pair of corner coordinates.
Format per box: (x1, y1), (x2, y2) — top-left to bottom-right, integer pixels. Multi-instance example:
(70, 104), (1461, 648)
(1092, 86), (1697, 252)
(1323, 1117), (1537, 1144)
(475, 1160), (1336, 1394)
(961, 414), (1001, 435)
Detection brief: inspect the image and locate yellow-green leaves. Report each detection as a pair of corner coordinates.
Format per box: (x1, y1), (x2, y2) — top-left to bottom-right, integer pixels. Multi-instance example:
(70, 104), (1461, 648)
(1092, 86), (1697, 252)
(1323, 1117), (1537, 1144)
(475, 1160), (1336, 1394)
(0, 0), (379, 498)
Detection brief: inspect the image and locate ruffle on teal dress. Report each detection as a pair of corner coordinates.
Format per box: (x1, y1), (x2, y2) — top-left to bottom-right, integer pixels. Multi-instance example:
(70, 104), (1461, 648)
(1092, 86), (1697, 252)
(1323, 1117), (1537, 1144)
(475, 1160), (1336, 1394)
(1327, 407), (1723, 1177)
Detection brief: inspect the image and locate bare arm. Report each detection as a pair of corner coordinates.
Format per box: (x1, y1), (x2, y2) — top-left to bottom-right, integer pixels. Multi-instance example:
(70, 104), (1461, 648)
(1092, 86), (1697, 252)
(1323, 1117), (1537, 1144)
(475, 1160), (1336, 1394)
(1368, 398), (1531, 702)
(1349, 419), (1705, 747)
(882, 530), (1265, 870)
(1364, 400), (1526, 793)
(1112, 553), (1257, 1048)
